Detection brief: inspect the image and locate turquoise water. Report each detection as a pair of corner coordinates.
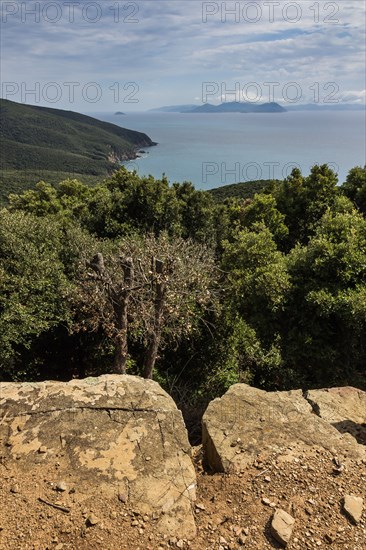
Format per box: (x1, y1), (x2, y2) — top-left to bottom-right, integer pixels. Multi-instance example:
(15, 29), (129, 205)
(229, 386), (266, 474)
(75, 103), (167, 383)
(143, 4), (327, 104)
(92, 111), (366, 190)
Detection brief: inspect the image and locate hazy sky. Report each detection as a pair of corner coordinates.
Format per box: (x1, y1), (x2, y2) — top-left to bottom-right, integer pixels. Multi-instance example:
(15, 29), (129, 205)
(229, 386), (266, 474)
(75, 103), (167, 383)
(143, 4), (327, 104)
(1, 0), (365, 111)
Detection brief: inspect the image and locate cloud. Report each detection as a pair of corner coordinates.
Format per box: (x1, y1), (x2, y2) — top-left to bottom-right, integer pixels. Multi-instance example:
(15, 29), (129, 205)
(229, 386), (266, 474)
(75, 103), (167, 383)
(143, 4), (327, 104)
(340, 90), (366, 103)
(1, 0), (365, 110)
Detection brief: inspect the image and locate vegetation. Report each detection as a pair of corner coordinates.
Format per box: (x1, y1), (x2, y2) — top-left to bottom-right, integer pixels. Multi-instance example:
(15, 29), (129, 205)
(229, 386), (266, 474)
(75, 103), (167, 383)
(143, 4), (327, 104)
(208, 179), (273, 201)
(0, 99), (155, 198)
(1, 164), (366, 406)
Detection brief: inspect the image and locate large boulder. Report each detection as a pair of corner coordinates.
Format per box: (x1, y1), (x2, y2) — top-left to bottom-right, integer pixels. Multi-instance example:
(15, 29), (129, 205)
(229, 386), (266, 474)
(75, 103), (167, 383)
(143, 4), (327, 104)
(202, 384), (365, 472)
(0, 374), (196, 538)
(305, 387), (366, 445)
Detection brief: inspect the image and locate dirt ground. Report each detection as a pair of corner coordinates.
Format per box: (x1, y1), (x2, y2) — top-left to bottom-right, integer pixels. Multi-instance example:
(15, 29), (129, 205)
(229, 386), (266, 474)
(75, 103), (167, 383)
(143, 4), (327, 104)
(0, 445), (365, 550)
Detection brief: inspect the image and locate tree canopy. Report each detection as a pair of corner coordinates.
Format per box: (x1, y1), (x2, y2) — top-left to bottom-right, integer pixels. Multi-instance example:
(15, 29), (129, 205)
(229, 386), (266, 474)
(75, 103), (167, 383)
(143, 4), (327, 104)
(1, 165), (365, 398)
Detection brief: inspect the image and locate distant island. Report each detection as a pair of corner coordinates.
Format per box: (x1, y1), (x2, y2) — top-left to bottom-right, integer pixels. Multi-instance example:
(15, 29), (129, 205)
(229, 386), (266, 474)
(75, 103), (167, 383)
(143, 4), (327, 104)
(0, 99), (156, 196)
(149, 102), (286, 113)
(115, 111), (126, 115)
(149, 102), (366, 113)
(188, 101), (286, 113)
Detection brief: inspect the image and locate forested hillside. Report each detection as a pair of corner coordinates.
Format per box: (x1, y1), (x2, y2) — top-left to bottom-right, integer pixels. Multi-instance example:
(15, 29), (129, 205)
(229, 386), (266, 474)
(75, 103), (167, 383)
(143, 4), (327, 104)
(0, 99), (155, 199)
(1, 165), (365, 411)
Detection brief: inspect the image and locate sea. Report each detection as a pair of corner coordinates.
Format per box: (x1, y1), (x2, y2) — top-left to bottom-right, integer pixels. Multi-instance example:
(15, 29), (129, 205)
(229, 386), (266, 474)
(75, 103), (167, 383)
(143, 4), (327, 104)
(91, 111), (366, 190)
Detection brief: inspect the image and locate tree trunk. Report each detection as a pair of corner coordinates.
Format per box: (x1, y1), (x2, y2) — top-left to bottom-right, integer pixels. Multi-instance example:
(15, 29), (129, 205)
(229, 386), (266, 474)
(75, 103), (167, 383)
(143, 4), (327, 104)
(112, 257), (133, 375)
(143, 335), (161, 379)
(113, 305), (129, 374)
(143, 258), (165, 379)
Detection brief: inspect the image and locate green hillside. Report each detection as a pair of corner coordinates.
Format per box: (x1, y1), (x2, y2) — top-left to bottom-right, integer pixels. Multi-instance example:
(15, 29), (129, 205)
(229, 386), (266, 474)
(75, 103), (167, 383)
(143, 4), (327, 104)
(208, 179), (278, 201)
(0, 99), (156, 197)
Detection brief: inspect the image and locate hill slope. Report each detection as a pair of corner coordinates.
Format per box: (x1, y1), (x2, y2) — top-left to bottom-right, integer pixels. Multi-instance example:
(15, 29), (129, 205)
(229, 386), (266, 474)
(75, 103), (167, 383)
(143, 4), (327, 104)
(0, 99), (156, 197)
(208, 179), (278, 201)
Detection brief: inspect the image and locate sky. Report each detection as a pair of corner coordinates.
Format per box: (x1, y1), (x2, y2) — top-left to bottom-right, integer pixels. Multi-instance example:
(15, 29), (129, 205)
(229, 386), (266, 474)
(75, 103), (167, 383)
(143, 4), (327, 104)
(1, 0), (365, 112)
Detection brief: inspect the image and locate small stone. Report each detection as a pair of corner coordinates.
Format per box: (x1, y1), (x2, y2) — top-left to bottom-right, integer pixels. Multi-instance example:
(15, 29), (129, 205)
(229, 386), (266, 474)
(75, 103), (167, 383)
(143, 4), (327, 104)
(118, 492), (127, 503)
(343, 494), (363, 524)
(176, 540), (185, 549)
(262, 497), (271, 506)
(56, 481), (68, 492)
(145, 456), (151, 461)
(38, 446), (47, 454)
(86, 514), (99, 527)
(195, 502), (206, 511)
(219, 536), (228, 545)
(265, 476), (271, 482)
(110, 512), (117, 520)
(131, 520), (139, 526)
(232, 525), (242, 536)
(238, 534), (247, 545)
(271, 508), (295, 546)
(55, 545), (64, 550)
(10, 484), (20, 494)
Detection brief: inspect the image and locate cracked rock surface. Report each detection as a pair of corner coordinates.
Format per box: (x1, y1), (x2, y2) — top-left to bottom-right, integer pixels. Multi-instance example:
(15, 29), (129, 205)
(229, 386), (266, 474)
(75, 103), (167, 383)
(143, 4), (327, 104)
(202, 384), (366, 473)
(0, 374), (196, 539)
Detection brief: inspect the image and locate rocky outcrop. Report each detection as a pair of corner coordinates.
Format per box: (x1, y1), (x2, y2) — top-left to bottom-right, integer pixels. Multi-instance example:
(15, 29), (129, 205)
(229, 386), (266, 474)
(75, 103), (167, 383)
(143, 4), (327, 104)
(0, 375), (196, 538)
(202, 384), (366, 473)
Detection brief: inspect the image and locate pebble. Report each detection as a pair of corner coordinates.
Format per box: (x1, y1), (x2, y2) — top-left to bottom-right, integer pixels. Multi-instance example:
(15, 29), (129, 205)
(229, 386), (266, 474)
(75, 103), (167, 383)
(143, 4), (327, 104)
(86, 514), (99, 526)
(56, 481), (68, 492)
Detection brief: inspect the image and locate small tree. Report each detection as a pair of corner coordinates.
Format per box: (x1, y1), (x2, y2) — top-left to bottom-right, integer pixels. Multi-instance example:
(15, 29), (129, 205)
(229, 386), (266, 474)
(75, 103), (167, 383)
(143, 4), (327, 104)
(76, 233), (216, 379)
(138, 234), (216, 379)
(75, 239), (145, 375)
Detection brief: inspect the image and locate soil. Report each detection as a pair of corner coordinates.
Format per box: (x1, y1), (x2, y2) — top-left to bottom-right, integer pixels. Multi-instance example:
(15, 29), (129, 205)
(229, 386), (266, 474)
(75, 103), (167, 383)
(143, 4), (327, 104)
(1, 446), (365, 550)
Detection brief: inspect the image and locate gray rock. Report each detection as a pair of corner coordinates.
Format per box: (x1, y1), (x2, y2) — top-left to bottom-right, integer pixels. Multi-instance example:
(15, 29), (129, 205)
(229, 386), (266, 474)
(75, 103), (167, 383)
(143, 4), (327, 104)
(271, 508), (295, 546)
(0, 374), (196, 539)
(343, 494), (363, 524)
